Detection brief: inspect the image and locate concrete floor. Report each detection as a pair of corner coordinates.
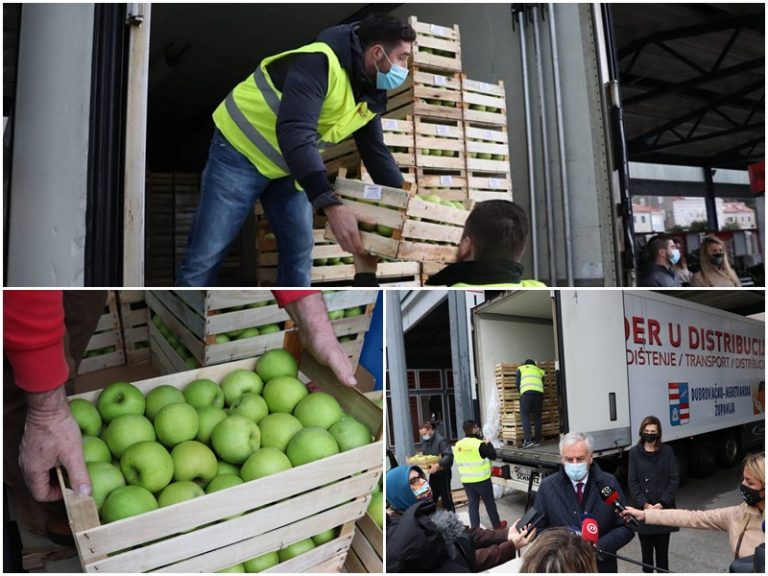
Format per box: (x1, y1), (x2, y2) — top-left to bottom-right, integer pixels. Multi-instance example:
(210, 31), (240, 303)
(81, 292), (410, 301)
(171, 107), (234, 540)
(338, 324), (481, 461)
(457, 462), (746, 573)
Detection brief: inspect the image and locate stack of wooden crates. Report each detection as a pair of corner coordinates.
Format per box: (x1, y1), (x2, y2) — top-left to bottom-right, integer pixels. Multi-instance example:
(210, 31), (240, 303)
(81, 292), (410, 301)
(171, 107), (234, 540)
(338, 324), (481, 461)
(77, 292), (125, 375)
(256, 16), (512, 286)
(495, 361), (560, 445)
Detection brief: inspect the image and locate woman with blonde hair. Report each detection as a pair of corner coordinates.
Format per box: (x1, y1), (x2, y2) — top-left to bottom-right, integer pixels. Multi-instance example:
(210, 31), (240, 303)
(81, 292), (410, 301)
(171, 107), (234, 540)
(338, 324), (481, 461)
(691, 235), (741, 287)
(623, 452), (765, 563)
(520, 527), (598, 572)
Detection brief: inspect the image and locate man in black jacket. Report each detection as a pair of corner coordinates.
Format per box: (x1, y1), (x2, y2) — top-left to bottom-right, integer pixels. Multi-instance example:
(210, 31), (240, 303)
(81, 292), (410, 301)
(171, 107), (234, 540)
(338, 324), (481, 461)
(419, 421), (455, 512)
(533, 432), (634, 572)
(177, 14), (415, 287)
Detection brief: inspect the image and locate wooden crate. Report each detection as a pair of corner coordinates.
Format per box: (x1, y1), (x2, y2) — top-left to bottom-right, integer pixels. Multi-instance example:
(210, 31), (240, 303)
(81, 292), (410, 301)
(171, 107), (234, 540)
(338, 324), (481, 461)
(495, 361), (560, 444)
(462, 77), (508, 126)
(117, 291), (150, 364)
(78, 292), (125, 375)
(60, 353), (383, 573)
(416, 167), (468, 201)
(361, 164), (417, 186)
(386, 68), (463, 121)
(464, 123), (511, 174)
(468, 172), (513, 203)
(414, 118), (466, 171)
(323, 118), (416, 170)
(420, 261), (448, 285)
(147, 290), (377, 370)
(325, 176), (469, 263)
(409, 16), (462, 72)
(342, 513), (382, 574)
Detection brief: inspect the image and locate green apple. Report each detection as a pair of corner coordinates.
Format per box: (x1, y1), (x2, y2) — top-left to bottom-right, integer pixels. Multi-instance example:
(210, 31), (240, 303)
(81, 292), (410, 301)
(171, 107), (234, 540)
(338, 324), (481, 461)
(263, 376), (308, 414)
(422, 194), (443, 204)
(344, 306), (364, 318)
(244, 551), (279, 572)
(172, 440), (218, 487)
(157, 480), (205, 508)
(217, 564), (245, 573)
(493, 154), (505, 161)
(185, 357), (198, 369)
(83, 435), (112, 464)
(255, 349), (298, 382)
(341, 256), (354, 264)
(211, 415), (261, 465)
(184, 379), (224, 409)
(258, 324), (281, 335)
(227, 329), (244, 339)
(279, 538), (316, 561)
(104, 414), (156, 458)
(258, 413), (304, 452)
(359, 222), (376, 232)
(338, 336), (354, 344)
(217, 460), (241, 477)
(237, 327), (260, 340)
(96, 381), (146, 423)
(120, 441), (174, 493)
(312, 527), (338, 546)
(175, 343), (190, 359)
(329, 416), (373, 452)
(206, 473), (244, 494)
(152, 314), (164, 328)
(87, 461), (125, 509)
(155, 402), (199, 447)
(368, 490), (384, 528)
(240, 447), (292, 481)
(293, 393), (343, 430)
(327, 309), (345, 321)
(145, 385), (186, 421)
(215, 334), (230, 344)
(376, 225), (394, 237)
(70, 398), (102, 436)
(313, 258), (328, 266)
(101, 485), (158, 523)
(478, 153), (492, 160)
(231, 393), (269, 424)
(286, 427), (340, 467)
(221, 370), (264, 407)
(197, 405), (228, 444)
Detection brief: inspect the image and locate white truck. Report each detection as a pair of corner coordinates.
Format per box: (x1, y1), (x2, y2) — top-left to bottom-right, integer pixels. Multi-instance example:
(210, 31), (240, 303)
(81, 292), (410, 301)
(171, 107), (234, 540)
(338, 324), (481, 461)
(471, 291), (765, 494)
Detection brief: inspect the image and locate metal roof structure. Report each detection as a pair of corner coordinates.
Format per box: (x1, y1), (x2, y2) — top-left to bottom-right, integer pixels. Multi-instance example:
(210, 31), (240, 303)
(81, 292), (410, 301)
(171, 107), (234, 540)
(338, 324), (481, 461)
(613, 3), (764, 170)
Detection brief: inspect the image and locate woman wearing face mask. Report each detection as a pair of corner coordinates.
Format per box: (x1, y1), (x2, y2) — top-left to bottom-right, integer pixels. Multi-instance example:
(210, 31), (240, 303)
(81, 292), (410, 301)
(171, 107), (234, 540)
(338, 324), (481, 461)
(385, 465), (536, 572)
(691, 235), (741, 287)
(622, 452), (765, 563)
(627, 416), (679, 572)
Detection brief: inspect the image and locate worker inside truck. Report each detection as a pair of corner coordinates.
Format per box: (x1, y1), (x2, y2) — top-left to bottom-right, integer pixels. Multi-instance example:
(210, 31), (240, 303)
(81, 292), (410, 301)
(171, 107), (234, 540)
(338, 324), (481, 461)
(353, 199), (546, 287)
(176, 14), (415, 288)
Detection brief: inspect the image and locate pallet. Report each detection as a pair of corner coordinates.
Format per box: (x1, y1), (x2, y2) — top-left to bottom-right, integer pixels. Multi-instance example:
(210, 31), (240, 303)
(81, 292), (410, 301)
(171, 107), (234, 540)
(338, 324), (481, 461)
(78, 292), (125, 375)
(409, 16), (462, 72)
(502, 433), (560, 448)
(326, 175), (469, 263)
(452, 489), (468, 507)
(61, 353), (382, 573)
(462, 76), (508, 126)
(414, 117), (466, 171)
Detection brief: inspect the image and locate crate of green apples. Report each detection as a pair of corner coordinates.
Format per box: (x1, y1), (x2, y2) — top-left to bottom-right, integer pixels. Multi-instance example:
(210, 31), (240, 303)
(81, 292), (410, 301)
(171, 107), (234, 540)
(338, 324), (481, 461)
(461, 76), (508, 126)
(385, 68), (463, 122)
(325, 175), (470, 263)
(409, 16), (462, 72)
(61, 348), (383, 572)
(464, 123), (511, 173)
(146, 290), (376, 371)
(78, 292), (126, 375)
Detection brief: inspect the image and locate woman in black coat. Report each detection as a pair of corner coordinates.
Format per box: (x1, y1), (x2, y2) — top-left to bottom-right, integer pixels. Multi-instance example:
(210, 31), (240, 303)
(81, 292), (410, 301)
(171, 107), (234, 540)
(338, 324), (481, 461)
(628, 415), (680, 572)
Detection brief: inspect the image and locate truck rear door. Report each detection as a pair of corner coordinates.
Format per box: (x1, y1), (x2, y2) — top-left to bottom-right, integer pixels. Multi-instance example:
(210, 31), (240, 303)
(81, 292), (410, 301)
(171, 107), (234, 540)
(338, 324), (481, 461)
(555, 290), (631, 451)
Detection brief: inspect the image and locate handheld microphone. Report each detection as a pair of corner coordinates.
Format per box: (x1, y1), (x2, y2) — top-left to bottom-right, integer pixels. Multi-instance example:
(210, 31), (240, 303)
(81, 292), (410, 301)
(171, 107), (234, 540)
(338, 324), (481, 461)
(581, 516), (599, 546)
(597, 482), (639, 527)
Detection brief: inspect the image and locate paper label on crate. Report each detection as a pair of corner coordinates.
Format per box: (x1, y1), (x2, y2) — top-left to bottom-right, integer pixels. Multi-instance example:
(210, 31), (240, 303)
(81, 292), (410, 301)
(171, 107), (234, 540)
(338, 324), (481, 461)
(440, 175), (454, 186)
(436, 125), (452, 136)
(434, 75), (448, 86)
(383, 119), (399, 131)
(484, 130), (497, 140)
(489, 178), (502, 189)
(363, 184), (383, 201)
(430, 24), (449, 37)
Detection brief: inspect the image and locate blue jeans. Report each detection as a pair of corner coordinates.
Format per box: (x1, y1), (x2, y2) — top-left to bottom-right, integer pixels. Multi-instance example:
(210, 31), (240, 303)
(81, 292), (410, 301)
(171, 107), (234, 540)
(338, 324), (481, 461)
(176, 130), (313, 287)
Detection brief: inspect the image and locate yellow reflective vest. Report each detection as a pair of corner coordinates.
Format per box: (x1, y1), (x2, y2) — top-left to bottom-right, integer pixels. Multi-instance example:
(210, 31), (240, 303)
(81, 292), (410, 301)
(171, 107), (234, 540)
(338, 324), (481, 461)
(213, 42), (376, 179)
(518, 364), (545, 394)
(451, 280), (547, 288)
(453, 437), (492, 483)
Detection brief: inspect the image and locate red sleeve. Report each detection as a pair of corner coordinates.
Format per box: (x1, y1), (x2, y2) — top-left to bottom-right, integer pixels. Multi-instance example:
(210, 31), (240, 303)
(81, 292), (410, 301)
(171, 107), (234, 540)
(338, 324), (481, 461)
(3, 290), (69, 393)
(271, 290), (321, 307)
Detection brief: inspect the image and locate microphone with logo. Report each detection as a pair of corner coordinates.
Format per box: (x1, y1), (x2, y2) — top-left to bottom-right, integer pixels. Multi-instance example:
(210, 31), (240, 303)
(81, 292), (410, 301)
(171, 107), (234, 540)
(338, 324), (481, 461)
(597, 481), (639, 527)
(581, 516), (671, 573)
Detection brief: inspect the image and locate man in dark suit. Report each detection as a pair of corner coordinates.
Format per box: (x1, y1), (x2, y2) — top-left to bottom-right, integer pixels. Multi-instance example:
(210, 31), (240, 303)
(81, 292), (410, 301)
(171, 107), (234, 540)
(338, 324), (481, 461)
(533, 432), (635, 572)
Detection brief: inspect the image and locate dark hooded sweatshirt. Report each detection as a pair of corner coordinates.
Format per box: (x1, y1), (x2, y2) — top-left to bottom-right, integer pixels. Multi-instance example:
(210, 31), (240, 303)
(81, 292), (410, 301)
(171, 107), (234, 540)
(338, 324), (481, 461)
(266, 23), (405, 212)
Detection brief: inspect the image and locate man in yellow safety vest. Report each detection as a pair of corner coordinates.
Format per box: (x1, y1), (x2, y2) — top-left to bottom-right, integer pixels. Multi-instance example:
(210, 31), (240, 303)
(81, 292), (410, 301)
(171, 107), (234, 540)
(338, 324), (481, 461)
(176, 14), (415, 287)
(454, 419), (507, 530)
(517, 359), (545, 448)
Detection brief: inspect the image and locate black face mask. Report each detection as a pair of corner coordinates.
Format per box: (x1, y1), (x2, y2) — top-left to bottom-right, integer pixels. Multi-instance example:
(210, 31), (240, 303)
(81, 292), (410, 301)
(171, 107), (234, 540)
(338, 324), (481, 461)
(641, 433), (659, 444)
(740, 483), (763, 507)
(709, 253), (725, 267)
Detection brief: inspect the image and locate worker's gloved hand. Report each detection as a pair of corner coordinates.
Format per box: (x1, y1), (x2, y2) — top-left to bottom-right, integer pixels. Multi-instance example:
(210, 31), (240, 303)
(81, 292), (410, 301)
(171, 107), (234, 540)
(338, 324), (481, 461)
(21, 386), (91, 502)
(325, 204), (372, 255)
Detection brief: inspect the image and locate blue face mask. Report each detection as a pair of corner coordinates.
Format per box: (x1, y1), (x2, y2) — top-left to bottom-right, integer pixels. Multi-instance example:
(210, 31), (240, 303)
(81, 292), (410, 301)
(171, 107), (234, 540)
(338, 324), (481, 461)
(375, 46), (409, 91)
(564, 462), (588, 482)
(670, 248), (681, 266)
